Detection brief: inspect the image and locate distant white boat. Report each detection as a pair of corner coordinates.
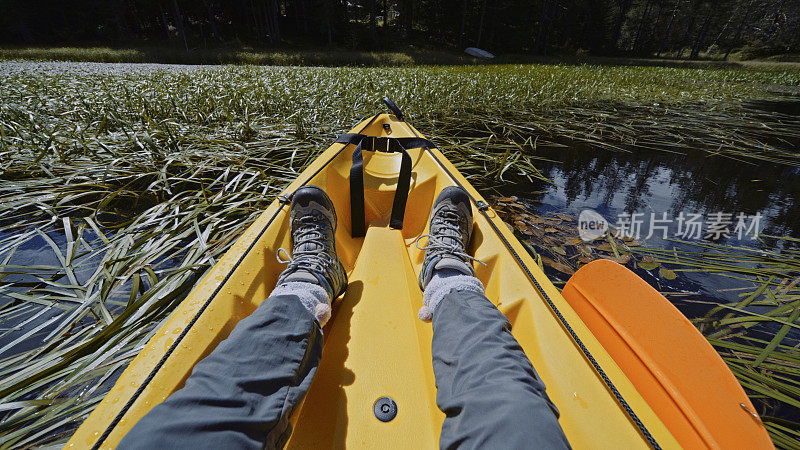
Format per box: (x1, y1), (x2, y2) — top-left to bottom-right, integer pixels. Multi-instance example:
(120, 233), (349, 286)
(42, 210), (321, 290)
(464, 47), (495, 59)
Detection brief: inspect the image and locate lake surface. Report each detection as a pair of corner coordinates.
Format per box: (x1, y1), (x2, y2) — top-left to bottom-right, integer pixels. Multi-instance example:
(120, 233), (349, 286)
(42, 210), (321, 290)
(495, 115), (800, 311)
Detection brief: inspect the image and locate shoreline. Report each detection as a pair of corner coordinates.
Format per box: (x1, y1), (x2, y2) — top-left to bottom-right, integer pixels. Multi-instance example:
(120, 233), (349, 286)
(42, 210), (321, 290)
(2, 46), (799, 70)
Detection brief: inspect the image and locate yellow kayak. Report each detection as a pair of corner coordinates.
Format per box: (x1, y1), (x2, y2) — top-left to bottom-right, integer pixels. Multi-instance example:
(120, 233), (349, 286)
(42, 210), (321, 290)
(69, 102), (770, 449)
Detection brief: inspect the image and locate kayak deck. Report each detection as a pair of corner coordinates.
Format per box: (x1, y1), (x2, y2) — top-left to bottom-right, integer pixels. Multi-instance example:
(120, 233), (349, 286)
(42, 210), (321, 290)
(70, 114), (678, 448)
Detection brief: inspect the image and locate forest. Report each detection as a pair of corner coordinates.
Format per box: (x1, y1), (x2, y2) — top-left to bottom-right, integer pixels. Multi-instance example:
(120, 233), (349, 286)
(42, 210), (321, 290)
(1, 0), (798, 60)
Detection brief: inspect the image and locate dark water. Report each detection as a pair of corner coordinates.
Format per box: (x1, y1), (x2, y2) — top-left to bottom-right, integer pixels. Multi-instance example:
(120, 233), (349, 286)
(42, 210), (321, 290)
(497, 141), (800, 309)
(0, 229), (158, 359)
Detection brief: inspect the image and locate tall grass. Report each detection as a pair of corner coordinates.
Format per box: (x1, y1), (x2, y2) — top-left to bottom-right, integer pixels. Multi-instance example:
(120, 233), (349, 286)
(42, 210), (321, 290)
(633, 239), (800, 448)
(0, 61), (798, 446)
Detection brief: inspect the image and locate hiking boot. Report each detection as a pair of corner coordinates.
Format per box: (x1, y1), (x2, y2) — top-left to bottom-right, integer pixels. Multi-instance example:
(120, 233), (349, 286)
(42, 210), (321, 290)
(418, 186), (476, 290)
(276, 185), (347, 300)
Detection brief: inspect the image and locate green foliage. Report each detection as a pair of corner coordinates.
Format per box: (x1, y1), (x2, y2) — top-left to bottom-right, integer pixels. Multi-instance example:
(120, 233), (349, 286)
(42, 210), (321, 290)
(0, 1), (798, 59)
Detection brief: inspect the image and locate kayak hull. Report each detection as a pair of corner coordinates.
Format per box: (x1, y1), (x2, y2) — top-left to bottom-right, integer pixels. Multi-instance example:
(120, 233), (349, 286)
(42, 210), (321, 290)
(71, 113), (698, 448)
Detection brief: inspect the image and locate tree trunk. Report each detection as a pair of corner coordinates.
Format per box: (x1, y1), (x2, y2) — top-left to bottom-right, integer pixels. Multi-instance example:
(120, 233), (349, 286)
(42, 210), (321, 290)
(172, 0), (189, 51)
(299, 0), (309, 34)
(15, 11), (35, 43)
(250, 0), (264, 43)
(383, 0), (388, 43)
(632, 0), (653, 53)
(657, 0), (682, 57)
(159, 4), (172, 42)
(585, 0), (607, 54)
(204, 0), (218, 38)
(676, 12), (696, 59)
(370, 0), (377, 40)
(609, 0), (633, 53)
(690, 8), (713, 59)
(542, 1), (555, 56)
(271, 0), (281, 42)
(711, 13), (734, 49)
(261, 0), (281, 43)
(458, 0), (468, 48)
(724, 0), (755, 60)
(323, 0), (333, 44)
(402, 0), (413, 39)
(476, 0), (487, 47)
(533, 0), (551, 55)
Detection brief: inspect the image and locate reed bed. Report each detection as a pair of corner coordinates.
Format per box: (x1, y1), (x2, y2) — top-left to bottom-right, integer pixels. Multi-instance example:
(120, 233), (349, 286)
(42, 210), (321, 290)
(633, 239), (800, 448)
(0, 61), (798, 447)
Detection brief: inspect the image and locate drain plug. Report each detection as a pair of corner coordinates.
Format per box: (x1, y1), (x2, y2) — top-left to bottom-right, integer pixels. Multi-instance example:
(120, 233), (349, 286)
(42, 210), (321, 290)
(373, 396), (397, 422)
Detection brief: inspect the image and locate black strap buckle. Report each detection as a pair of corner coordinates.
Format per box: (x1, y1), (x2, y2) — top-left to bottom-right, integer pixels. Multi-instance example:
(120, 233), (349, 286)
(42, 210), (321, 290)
(336, 133), (437, 237)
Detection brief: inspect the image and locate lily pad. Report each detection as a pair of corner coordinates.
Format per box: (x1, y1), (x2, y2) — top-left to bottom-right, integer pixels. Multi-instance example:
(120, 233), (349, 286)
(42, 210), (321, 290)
(659, 267), (677, 280)
(638, 261), (660, 270)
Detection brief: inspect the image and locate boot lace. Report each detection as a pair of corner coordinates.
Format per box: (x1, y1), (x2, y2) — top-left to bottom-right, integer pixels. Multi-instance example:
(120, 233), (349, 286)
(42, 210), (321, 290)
(277, 215), (335, 273)
(415, 210), (486, 266)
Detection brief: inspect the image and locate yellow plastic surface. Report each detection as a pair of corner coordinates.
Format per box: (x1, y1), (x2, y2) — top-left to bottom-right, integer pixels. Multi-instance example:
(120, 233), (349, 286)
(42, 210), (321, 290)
(69, 115), (679, 449)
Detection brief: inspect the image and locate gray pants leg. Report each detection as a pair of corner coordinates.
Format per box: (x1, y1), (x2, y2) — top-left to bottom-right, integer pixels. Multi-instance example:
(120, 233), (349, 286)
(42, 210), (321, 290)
(119, 294), (322, 450)
(432, 290), (571, 450)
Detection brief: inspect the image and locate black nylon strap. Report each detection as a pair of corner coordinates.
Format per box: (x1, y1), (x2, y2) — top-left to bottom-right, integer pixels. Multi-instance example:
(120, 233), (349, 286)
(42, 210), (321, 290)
(390, 147), (412, 229)
(339, 133), (436, 237)
(350, 139), (366, 237)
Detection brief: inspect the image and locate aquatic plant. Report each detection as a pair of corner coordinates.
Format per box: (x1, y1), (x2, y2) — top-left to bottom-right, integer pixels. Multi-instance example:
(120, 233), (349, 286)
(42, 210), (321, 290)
(635, 238), (800, 448)
(0, 61), (798, 446)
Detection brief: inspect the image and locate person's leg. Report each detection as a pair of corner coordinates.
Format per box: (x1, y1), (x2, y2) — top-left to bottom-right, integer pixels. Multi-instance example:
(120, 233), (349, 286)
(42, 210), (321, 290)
(432, 284), (570, 449)
(120, 186), (348, 450)
(119, 290), (324, 450)
(418, 187), (570, 449)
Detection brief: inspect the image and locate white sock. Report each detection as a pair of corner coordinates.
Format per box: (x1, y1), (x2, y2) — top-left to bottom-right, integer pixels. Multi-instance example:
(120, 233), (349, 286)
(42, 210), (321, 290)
(271, 281), (332, 326)
(418, 268), (485, 321)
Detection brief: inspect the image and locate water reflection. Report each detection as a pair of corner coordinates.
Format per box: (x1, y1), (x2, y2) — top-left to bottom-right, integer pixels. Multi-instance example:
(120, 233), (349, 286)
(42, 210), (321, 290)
(503, 146), (800, 245)
(495, 142), (800, 320)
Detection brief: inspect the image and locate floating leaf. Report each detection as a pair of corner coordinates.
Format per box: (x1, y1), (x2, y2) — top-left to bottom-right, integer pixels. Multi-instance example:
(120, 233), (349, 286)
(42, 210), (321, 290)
(596, 243), (613, 252)
(541, 256), (575, 275)
(496, 196), (518, 203)
(659, 267), (677, 280)
(638, 261), (660, 270)
(612, 254), (631, 264)
(552, 246), (567, 256)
